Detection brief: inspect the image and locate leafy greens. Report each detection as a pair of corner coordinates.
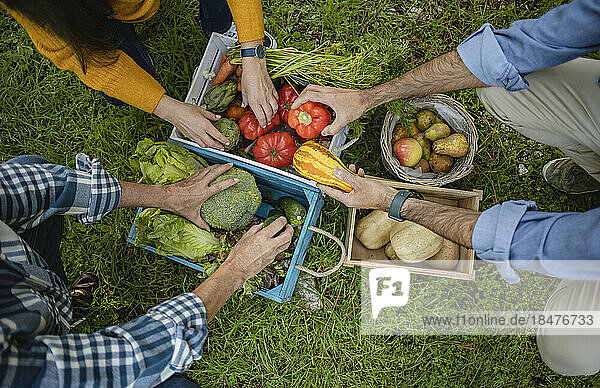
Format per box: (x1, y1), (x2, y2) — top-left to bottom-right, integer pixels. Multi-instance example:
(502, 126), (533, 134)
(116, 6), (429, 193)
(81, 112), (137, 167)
(129, 138), (208, 184)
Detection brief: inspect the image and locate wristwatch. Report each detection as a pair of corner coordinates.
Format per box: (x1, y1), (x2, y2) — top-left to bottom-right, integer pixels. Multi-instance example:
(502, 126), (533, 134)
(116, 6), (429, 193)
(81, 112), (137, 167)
(388, 190), (414, 222)
(240, 44), (267, 59)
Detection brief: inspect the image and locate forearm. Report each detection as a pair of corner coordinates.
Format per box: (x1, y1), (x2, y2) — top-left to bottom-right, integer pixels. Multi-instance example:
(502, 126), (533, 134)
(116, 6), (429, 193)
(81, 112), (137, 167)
(192, 262), (245, 321)
(241, 38), (263, 49)
(118, 180), (173, 209)
(363, 50), (488, 110)
(399, 198), (480, 248)
(153, 94), (178, 123)
(377, 193), (480, 247)
(241, 38), (267, 76)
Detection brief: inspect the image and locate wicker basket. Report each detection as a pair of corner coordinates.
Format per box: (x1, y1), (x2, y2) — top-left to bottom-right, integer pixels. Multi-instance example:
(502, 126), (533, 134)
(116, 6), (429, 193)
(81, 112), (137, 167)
(381, 94), (477, 186)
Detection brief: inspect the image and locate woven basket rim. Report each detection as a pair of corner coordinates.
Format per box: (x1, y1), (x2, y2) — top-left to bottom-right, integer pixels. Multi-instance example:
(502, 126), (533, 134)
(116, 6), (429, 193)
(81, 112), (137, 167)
(380, 94), (478, 186)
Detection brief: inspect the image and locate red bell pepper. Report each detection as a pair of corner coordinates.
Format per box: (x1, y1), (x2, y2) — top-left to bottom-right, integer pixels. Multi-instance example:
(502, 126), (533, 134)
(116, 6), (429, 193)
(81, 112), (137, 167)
(253, 132), (297, 168)
(239, 110), (281, 140)
(277, 84), (299, 123)
(287, 101), (331, 139)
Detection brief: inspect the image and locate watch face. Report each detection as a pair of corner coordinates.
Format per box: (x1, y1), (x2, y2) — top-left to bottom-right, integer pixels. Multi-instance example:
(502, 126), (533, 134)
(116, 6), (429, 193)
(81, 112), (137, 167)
(256, 45), (266, 59)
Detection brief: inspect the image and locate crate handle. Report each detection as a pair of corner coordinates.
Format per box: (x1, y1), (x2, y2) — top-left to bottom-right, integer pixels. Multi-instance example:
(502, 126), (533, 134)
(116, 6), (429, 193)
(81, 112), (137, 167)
(294, 226), (346, 278)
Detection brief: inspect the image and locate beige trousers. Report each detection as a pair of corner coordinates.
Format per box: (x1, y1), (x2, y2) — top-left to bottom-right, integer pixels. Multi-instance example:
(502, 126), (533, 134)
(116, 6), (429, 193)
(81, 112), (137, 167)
(478, 58), (600, 181)
(477, 58), (600, 376)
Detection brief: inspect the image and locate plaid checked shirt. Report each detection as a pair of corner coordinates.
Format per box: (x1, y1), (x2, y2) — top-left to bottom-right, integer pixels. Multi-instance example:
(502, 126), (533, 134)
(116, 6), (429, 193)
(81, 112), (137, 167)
(0, 154), (208, 387)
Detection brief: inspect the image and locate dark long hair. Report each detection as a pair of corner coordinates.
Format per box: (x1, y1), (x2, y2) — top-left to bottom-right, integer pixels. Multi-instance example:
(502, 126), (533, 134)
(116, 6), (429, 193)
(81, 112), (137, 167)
(3, 0), (121, 73)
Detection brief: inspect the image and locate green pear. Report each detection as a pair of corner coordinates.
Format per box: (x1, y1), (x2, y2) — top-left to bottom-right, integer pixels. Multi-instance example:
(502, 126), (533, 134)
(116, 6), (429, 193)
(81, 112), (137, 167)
(424, 123), (451, 141)
(432, 133), (469, 158)
(429, 153), (454, 173)
(392, 121), (419, 143)
(416, 109), (438, 130)
(412, 133), (432, 161)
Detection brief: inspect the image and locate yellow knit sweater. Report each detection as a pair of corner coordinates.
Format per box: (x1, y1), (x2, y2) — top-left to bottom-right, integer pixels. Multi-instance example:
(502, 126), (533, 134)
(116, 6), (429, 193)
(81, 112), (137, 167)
(2, 0), (264, 113)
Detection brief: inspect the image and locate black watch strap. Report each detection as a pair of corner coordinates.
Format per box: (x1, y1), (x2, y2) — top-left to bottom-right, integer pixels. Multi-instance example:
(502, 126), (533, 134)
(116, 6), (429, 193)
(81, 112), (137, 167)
(240, 44), (266, 59)
(388, 190), (412, 222)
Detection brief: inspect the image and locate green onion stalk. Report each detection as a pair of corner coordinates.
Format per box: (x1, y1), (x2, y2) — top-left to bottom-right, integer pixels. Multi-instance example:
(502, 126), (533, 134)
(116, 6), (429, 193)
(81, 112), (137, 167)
(227, 45), (384, 90)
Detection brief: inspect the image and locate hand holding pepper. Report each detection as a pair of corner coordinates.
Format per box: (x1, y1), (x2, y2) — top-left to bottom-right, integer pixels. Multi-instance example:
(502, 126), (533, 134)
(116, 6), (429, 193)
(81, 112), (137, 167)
(291, 85), (364, 136)
(287, 101), (331, 139)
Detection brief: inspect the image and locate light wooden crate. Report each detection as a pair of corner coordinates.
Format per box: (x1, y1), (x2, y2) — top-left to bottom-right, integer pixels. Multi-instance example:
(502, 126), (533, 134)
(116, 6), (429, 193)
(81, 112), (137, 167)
(344, 177), (482, 280)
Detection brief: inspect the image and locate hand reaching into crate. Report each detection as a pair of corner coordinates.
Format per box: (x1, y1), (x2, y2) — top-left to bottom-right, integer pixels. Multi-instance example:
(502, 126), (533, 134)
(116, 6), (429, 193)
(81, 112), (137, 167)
(153, 95), (231, 149)
(194, 216), (293, 320)
(119, 163), (238, 230)
(240, 55), (279, 127)
(292, 85), (364, 136)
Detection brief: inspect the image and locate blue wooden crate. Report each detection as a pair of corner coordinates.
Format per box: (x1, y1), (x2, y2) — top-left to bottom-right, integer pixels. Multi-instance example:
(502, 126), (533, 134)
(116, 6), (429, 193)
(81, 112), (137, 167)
(127, 139), (324, 303)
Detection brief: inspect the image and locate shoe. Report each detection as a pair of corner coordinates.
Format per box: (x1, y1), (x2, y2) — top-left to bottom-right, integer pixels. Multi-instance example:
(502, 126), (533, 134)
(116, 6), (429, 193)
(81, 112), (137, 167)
(542, 157), (600, 194)
(219, 22), (278, 49)
(69, 271), (99, 322)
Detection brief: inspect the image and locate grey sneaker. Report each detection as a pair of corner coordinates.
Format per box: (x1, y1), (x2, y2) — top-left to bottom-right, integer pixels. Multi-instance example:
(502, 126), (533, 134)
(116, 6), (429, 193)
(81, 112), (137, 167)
(542, 157), (600, 194)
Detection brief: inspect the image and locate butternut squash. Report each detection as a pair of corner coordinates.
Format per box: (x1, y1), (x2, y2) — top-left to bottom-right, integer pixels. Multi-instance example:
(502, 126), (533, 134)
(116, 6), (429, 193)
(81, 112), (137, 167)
(293, 141), (356, 192)
(389, 221), (443, 263)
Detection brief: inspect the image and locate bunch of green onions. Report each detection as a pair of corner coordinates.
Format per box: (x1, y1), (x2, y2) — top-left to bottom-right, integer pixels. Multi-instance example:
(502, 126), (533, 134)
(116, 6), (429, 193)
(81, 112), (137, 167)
(228, 45), (382, 90)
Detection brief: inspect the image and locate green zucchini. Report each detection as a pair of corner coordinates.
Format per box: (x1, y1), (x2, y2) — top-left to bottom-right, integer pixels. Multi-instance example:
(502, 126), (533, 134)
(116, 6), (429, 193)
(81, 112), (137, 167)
(278, 196), (306, 226)
(263, 214), (282, 228)
(268, 208), (285, 218)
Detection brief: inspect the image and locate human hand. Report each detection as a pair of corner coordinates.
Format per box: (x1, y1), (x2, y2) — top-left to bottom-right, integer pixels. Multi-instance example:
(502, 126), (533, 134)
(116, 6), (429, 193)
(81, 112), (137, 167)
(153, 94), (229, 149)
(241, 57), (278, 127)
(291, 85), (365, 136)
(223, 217), (294, 282)
(317, 164), (397, 210)
(164, 163), (237, 230)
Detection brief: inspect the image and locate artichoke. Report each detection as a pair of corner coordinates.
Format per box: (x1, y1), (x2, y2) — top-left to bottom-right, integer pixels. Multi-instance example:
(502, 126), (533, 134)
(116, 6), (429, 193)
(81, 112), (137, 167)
(213, 118), (240, 151)
(200, 81), (237, 113)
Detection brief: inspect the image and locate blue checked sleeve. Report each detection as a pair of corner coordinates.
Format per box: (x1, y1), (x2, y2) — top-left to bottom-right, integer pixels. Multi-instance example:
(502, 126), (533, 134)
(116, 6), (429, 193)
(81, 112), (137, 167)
(457, 0), (600, 90)
(1, 293), (208, 387)
(0, 154), (121, 231)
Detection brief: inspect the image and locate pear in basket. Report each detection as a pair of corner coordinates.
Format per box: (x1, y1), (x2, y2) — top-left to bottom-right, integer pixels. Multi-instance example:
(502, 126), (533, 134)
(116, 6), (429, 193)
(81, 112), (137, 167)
(433, 133), (469, 158)
(429, 153), (454, 173)
(416, 109), (438, 130)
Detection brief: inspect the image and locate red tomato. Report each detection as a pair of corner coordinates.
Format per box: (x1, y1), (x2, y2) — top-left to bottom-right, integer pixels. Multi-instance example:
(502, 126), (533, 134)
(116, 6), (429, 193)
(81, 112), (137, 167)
(287, 101), (331, 139)
(253, 132), (297, 168)
(239, 110), (281, 140)
(277, 84), (299, 123)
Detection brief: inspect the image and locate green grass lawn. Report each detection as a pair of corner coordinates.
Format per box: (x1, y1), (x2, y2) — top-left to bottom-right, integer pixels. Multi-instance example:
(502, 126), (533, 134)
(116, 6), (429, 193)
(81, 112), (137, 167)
(2, 0), (600, 386)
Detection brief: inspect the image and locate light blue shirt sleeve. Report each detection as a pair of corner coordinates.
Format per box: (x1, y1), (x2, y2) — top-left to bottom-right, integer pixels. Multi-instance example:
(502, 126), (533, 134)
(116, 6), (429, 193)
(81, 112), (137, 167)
(473, 200), (600, 283)
(457, 0), (600, 90)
